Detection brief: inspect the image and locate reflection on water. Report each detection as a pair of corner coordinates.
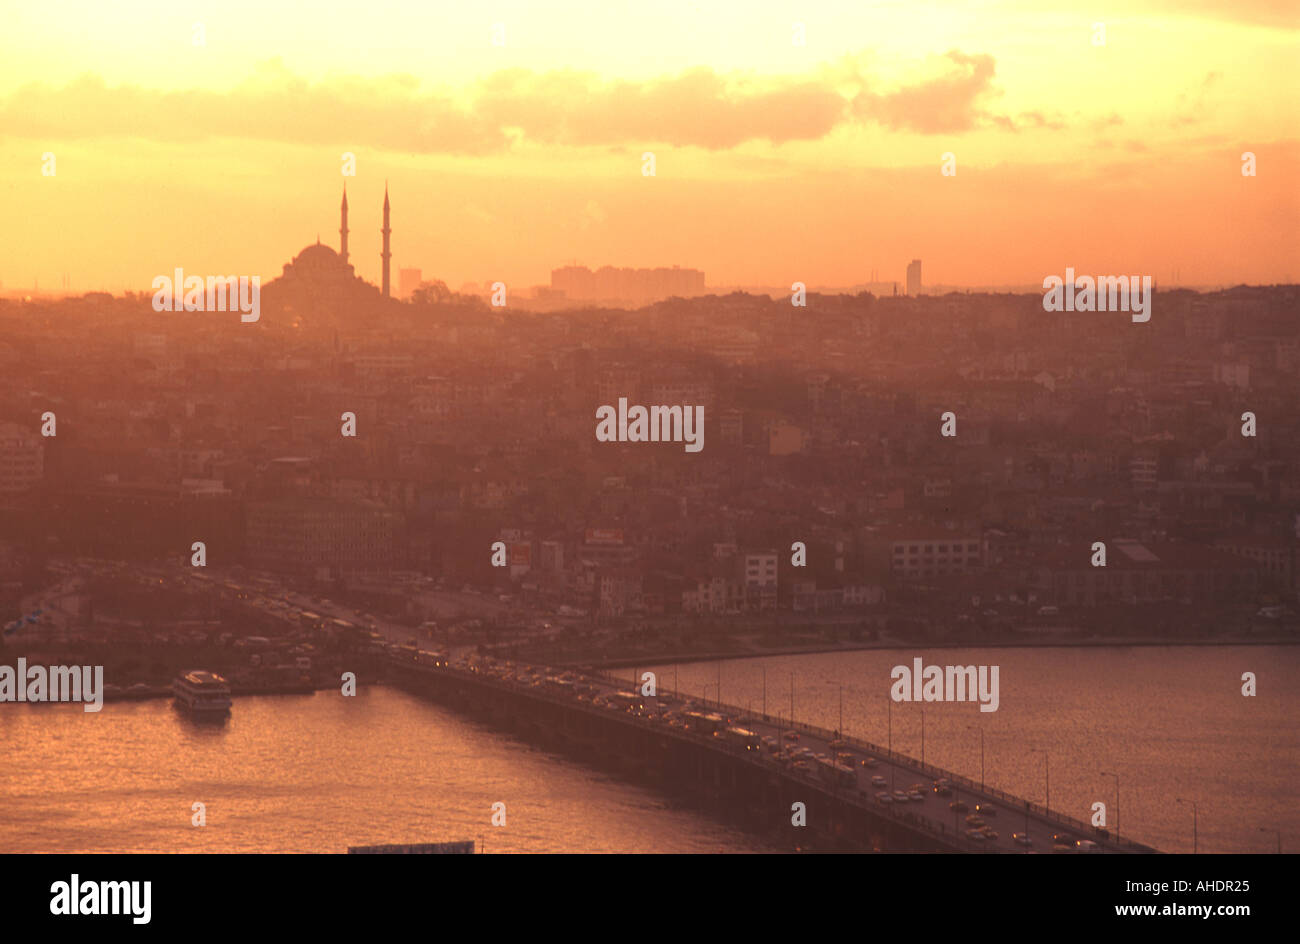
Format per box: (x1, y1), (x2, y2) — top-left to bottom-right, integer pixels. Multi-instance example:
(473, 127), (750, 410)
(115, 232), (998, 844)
(5, 646), (1293, 854)
(649, 645), (1300, 854)
(0, 686), (770, 853)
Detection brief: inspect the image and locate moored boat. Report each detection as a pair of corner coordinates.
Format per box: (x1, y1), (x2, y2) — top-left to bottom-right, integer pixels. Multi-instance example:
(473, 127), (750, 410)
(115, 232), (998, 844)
(172, 670), (232, 717)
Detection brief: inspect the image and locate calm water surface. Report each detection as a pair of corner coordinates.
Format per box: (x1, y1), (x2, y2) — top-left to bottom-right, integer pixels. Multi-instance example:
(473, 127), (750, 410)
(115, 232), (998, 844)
(650, 645), (1299, 854)
(0, 685), (769, 853)
(4, 646), (1294, 853)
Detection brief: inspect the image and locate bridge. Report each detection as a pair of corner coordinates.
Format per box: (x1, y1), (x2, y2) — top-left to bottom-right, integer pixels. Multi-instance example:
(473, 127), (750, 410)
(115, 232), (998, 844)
(383, 652), (1159, 854)
(24, 559), (1158, 853)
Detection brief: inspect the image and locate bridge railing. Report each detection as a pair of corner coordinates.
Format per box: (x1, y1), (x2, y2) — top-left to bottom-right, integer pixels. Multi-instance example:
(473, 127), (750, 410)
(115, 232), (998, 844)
(590, 668), (1157, 854)
(389, 658), (993, 850)
(385, 656), (1152, 853)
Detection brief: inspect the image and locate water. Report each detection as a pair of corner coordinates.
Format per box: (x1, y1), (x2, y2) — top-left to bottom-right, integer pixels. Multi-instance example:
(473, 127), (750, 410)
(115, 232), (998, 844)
(0, 686), (769, 853)
(648, 645), (1299, 854)
(4, 646), (1293, 853)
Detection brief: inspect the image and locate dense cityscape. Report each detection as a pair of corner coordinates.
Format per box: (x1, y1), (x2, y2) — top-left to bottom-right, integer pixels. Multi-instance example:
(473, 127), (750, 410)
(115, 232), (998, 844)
(3, 243), (1297, 677)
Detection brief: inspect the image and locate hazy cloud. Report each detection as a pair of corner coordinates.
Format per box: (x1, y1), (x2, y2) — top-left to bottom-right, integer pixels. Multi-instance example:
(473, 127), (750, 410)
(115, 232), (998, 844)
(850, 51), (1002, 134)
(0, 52), (1038, 152)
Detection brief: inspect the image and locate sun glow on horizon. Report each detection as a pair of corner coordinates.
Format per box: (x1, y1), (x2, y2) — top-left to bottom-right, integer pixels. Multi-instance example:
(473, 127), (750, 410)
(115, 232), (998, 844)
(2, 0), (1297, 293)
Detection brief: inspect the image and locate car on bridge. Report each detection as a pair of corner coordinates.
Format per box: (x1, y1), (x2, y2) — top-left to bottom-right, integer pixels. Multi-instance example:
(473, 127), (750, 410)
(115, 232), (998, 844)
(1012, 832), (1032, 846)
(816, 757), (857, 788)
(1051, 833), (1078, 853)
(724, 727), (762, 752)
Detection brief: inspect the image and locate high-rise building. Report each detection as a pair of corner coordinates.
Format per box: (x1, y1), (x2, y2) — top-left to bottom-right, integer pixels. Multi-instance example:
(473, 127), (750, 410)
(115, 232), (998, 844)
(906, 259), (922, 296)
(741, 550), (779, 610)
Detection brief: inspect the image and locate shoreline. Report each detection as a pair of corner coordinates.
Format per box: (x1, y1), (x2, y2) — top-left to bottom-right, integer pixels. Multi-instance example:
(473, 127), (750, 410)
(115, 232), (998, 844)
(572, 634), (1298, 669)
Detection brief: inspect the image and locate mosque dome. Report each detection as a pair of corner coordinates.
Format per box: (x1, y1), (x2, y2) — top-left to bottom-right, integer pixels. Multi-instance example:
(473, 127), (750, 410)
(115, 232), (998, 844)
(291, 241), (344, 268)
(259, 188), (392, 327)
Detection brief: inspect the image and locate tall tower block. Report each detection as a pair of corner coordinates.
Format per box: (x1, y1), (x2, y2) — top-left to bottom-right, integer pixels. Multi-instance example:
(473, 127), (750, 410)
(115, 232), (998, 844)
(340, 185), (349, 265)
(381, 183), (392, 298)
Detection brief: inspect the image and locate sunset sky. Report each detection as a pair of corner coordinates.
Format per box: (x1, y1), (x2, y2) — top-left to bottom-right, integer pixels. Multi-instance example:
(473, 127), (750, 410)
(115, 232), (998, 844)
(2, 0), (1297, 294)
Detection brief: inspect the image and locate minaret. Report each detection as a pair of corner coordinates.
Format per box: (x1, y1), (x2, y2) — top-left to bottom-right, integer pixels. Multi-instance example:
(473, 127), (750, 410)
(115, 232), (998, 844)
(340, 184), (349, 266)
(381, 182), (391, 298)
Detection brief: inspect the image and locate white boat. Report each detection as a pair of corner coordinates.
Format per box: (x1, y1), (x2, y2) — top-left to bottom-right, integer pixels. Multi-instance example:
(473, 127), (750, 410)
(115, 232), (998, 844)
(172, 670), (232, 717)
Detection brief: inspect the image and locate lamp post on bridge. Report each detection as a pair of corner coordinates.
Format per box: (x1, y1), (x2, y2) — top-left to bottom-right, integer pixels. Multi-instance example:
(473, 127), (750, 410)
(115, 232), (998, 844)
(1099, 770), (1120, 843)
(966, 724), (984, 791)
(920, 708), (925, 768)
(1176, 797), (1198, 854)
(887, 695), (892, 759)
(1030, 748), (1049, 815)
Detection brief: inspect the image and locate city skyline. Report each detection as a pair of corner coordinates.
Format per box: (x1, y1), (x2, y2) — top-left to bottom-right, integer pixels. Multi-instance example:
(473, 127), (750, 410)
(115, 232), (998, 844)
(1, 0), (1297, 881)
(2, 1), (1297, 293)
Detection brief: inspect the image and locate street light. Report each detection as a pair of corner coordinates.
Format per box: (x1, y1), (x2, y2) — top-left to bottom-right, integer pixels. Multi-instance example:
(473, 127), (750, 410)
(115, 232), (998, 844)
(920, 708), (926, 768)
(1099, 771), (1120, 843)
(1176, 797), (1198, 854)
(966, 724), (984, 790)
(1030, 748), (1049, 814)
(887, 695), (892, 758)
(1258, 827), (1281, 854)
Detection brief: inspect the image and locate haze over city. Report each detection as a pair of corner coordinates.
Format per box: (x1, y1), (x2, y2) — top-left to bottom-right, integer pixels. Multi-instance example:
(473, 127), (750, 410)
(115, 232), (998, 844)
(2, 0), (1298, 295)
(1, 0), (1297, 897)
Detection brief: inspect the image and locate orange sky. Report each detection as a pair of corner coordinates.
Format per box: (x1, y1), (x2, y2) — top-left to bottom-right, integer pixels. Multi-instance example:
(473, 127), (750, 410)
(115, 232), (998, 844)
(2, 1), (1297, 294)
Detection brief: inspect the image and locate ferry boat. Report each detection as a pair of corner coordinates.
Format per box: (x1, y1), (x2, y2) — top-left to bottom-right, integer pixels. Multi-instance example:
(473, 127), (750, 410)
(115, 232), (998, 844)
(172, 670), (232, 717)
